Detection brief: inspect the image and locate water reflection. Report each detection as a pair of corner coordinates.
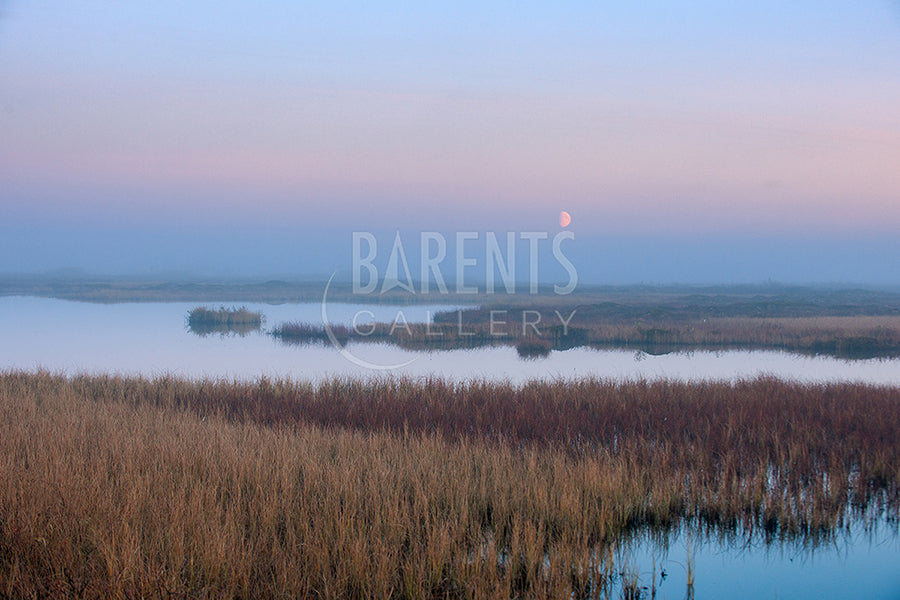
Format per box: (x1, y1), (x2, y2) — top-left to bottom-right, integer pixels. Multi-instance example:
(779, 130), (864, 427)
(263, 312), (900, 360)
(515, 337), (553, 358)
(187, 306), (263, 337)
(612, 521), (900, 600)
(2, 297), (899, 596)
(471, 519), (898, 599)
(2, 297), (900, 385)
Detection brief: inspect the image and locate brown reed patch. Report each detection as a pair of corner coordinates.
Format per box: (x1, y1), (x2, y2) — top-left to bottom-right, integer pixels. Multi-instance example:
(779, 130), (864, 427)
(0, 371), (898, 598)
(187, 306), (263, 336)
(271, 313), (900, 359)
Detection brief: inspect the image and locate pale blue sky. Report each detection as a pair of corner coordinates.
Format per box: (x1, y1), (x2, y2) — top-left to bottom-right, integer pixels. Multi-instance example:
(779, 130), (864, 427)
(1, 1), (899, 282)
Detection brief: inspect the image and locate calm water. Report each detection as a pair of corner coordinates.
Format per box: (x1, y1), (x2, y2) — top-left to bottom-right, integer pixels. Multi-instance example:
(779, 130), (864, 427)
(617, 525), (900, 600)
(1, 296), (899, 597)
(1, 296), (900, 384)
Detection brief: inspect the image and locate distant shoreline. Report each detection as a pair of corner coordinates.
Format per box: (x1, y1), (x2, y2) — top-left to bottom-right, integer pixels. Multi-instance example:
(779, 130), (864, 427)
(7, 276), (900, 359)
(3, 275), (900, 306)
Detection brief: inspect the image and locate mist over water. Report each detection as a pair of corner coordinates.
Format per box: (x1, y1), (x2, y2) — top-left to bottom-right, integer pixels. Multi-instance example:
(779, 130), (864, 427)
(3, 297), (899, 384)
(2, 2), (899, 597)
(3, 224), (900, 286)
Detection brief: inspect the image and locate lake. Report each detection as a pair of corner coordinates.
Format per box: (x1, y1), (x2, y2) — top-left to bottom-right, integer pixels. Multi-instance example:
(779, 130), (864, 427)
(1, 296), (899, 598)
(1, 296), (899, 385)
(614, 524), (899, 599)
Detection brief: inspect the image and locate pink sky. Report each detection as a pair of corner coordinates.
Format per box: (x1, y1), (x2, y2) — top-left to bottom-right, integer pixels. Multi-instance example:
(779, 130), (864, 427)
(1, 2), (899, 280)
(3, 67), (898, 235)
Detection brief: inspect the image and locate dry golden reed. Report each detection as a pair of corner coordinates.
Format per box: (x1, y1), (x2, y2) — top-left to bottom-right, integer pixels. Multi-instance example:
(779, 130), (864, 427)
(0, 371), (898, 598)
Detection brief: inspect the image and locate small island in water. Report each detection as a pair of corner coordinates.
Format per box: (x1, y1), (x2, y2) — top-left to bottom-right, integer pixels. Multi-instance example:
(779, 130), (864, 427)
(187, 306), (263, 336)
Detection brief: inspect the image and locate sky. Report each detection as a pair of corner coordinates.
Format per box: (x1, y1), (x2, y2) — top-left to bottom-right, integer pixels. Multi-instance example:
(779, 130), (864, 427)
(1, 1), (899, 284)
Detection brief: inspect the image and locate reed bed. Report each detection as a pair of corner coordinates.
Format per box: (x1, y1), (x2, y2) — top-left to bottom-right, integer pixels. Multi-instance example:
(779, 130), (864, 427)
(270, 321), (351, 345)
(272, 314), (900, 359)
(187, 306), (263, 336)
(1, 371), (898, 598)
(435, 311), (900, 358)
(515, 337), (553, 358)
(581, 315), (900, 358)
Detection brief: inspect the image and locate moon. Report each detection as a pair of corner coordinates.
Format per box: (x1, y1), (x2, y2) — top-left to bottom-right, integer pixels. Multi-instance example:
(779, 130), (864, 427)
(559, 210), (572, 228)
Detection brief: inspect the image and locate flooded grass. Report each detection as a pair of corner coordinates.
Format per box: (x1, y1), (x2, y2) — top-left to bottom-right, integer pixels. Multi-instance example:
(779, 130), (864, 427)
(578, 315), (900, 359)
(271, 313), (900, 359)
(515, 337), (553, 358)
(269, 321), (351, 345)
(0, 371), (898, 598)
(187, 306), (263, 336)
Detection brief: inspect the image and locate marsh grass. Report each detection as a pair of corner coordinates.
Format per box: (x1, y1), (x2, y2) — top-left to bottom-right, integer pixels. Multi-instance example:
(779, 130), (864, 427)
(271, 314), (900, 359)
(515, 337), (553, 358)
(582, 316), (900, 359)
(269, 321), (351, 345)
(1, 371), (898, 598)
(187, 306), (263, 336)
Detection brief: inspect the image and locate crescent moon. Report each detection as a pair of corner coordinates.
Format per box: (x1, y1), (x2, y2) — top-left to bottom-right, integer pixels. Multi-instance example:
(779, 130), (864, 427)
(559, 210), (572, 228)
